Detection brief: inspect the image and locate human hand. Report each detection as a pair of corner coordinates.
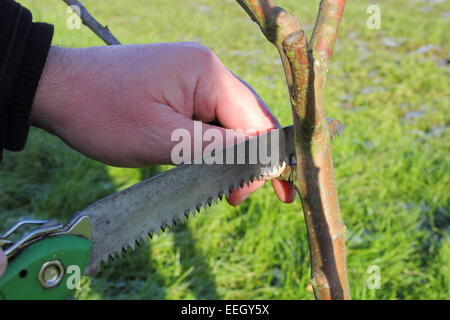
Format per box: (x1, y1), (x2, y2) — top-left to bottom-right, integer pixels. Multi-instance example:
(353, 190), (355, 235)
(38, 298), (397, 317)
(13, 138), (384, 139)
(30, 43), (295, 206)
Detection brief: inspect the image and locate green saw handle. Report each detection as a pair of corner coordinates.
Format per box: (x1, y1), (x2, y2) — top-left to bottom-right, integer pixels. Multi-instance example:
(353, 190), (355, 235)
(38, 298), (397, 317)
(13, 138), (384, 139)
(0, 235), (91, 300)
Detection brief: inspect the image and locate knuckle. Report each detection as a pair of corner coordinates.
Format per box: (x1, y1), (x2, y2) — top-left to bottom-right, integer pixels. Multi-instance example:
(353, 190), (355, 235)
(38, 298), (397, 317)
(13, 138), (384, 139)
(187, 43), (218, 63)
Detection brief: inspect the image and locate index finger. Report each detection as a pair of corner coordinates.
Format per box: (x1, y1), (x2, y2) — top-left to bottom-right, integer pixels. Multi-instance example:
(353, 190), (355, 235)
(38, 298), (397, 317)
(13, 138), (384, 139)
(193, 62), (295, 205)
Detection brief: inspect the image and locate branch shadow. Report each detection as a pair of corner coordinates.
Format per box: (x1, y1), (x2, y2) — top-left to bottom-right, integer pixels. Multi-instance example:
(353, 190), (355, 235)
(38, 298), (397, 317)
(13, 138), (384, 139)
(87, 166), (170, 299)
(139, 166), (219, 300)
(172, 222), (219, 299)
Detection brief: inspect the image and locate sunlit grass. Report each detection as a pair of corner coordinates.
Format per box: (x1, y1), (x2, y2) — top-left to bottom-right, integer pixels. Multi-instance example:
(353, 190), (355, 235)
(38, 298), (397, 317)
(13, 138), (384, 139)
(1, 0), (448, 299)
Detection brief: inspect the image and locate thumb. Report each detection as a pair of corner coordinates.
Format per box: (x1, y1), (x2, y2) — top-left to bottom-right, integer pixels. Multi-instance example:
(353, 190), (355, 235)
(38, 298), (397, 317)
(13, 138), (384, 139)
(192, 61), (296, 205)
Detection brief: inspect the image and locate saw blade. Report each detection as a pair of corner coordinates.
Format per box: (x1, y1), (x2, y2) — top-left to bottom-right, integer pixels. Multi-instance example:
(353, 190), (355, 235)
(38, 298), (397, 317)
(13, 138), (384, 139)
(74, 125), (295, 275)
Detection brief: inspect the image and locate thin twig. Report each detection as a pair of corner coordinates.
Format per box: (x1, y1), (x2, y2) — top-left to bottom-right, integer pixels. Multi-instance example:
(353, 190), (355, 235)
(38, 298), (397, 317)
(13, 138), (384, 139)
(62, 0), (121, 45)
(236, 0), (350, 299)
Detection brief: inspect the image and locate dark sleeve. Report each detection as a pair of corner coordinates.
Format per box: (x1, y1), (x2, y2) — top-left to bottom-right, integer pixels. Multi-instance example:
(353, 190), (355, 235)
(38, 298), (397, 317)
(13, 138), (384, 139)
(0, 0), (54, 160)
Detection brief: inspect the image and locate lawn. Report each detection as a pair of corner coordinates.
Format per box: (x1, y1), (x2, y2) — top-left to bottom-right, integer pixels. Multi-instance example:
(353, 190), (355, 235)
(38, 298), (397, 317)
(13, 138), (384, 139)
(1, 0), (449, 299)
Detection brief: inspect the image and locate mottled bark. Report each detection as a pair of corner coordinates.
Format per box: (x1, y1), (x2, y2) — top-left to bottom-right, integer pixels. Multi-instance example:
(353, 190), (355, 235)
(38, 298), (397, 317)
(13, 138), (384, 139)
(237, 0), (350, 299)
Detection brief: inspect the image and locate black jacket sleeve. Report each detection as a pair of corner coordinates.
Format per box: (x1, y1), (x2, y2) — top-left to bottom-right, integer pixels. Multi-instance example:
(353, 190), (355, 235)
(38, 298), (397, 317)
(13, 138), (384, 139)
(0, 0), (54, 160)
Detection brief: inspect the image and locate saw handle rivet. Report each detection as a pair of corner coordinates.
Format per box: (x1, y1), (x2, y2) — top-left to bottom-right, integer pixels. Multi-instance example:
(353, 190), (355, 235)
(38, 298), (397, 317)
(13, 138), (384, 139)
(38, 260), (65, 289)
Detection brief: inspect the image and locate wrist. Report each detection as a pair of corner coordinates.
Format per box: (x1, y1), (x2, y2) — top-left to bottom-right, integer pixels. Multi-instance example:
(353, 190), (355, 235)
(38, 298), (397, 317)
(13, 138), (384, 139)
(30, 46), (74, 134)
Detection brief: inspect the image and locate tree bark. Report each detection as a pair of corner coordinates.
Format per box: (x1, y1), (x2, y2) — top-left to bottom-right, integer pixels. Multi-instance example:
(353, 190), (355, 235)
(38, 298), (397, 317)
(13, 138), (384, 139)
(237, 0), (350, 299)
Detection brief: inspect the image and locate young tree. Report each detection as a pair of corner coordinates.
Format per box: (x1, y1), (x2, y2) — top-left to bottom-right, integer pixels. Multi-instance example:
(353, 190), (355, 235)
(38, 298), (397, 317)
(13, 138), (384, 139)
(64, 0), (350, 300)
(236, 0), (350, 300)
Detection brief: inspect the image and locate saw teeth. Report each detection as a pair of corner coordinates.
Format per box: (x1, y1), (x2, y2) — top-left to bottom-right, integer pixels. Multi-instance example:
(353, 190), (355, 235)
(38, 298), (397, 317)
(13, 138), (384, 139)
(99, 258), (108, 270)
(139, 235), (148, 244)
(91, 163), (287, 273)
(100, 256), (108, 265)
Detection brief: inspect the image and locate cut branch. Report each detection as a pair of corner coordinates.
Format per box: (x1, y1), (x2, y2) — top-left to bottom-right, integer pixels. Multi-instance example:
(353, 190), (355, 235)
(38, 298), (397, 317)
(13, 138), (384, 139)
(237, 0), (350, 299)
(236, 0), (302, 89)
(62, 0), (121, 45)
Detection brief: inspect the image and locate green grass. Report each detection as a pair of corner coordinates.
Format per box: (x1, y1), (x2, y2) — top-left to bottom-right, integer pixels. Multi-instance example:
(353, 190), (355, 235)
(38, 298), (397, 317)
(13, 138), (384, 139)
(1, 0), (449, 299)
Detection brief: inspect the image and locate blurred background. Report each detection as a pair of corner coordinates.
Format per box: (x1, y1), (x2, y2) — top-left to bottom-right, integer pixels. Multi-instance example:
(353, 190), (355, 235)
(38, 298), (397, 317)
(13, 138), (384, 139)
(1, 0), (449, 299)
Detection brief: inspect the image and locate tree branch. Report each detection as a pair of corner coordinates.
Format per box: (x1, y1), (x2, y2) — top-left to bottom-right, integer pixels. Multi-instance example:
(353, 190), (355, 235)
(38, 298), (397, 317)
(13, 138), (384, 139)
(237, 0), (350, 299)
(62, 0), (121, 45)
(236, 0), (302, 89)
(310, 0), (347, 74)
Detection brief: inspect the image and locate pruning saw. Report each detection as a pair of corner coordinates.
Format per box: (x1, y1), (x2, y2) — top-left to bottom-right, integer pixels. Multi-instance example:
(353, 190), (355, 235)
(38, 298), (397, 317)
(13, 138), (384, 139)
(0, 120), (343, 300)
